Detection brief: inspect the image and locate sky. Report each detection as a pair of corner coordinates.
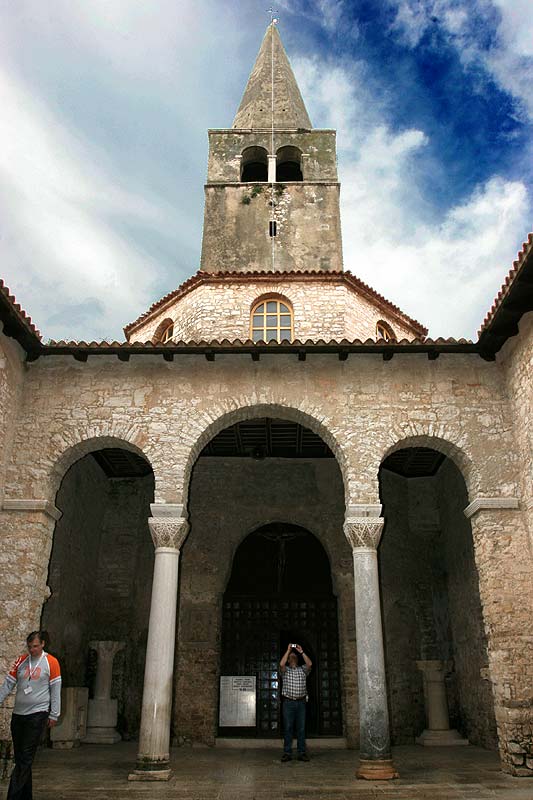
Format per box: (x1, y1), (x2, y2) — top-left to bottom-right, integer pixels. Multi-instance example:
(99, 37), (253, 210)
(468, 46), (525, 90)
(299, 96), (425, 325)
(0, 0), (532, 342)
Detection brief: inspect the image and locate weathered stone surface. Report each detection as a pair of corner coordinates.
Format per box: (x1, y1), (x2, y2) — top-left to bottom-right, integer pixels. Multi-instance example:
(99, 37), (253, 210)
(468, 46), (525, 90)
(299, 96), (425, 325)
(233, 24), (312, 130)
(130, 274), (417, 345)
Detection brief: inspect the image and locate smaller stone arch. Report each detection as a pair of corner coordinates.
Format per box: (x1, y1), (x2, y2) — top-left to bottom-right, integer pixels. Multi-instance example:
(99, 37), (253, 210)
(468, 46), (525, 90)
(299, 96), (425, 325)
(241, 146), (268, 182)
(276, 145), (303, 181)
(51, 435), (155, 502)
(249, 291), (294, 314)
(379, 429), (478, 500)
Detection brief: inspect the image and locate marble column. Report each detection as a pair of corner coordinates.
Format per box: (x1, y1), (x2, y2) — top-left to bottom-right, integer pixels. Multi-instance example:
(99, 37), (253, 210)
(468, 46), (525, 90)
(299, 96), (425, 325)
(344, 509), (398, 780)
(128, 506), (189, 782)
(268, 155), (276, 183)
(416, 660), (468, 746)
(85, 641), (125, 744)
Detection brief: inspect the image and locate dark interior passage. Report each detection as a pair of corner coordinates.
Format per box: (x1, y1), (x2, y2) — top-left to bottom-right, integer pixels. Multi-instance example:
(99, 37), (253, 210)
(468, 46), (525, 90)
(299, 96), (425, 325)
(221, 523), (342, 738)
(379, 448), (497, 749)
(42, 447), (154, 740)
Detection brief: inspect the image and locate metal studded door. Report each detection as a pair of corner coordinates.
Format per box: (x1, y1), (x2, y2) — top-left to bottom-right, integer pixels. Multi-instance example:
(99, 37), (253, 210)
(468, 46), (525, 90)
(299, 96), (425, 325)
(220, 596), (342, 737)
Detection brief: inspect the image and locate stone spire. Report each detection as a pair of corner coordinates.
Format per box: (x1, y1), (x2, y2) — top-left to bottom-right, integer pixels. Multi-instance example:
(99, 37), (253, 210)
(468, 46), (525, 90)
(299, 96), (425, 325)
(233, 23), (312, 130)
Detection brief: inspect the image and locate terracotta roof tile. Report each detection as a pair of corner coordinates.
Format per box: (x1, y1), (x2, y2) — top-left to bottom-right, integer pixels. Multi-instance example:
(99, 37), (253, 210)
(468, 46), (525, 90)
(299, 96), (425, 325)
(478, 232), (533, 336)
(0, 279), (42, 340)
(46, 336), (470, 349)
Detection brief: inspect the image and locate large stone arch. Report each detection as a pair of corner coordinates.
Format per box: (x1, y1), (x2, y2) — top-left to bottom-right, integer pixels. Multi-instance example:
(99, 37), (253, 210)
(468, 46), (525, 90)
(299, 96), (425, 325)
(178, 400), (351, 510)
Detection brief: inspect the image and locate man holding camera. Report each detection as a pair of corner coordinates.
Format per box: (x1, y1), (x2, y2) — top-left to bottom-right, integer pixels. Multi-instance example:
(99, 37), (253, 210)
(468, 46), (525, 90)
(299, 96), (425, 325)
(280, 643), (312, 762)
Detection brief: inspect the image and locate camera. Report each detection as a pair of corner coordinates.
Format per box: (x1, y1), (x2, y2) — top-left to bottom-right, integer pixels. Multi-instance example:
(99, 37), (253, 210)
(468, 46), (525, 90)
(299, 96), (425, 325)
(290, 643), (298, 649)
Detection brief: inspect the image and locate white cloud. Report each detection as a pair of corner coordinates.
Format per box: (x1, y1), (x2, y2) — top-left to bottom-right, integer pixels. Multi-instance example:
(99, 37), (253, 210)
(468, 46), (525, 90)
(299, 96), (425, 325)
(296, 55), (531, 339)
(0, 2), (530, 343)
(388, 0), (533, 120)
(0, 67), (176, 341)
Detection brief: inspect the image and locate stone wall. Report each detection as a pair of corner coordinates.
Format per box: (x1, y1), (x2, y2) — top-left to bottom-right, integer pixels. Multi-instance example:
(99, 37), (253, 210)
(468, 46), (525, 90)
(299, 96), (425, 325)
(0, 330), (25, 508)
(129, 279), (416, 345)
(206, 131), (338, 184)
(0, 345), (531, 772)
(501, 311), (533, 554)
(200, 183), (343, 273)
(436, 459), (498, 749)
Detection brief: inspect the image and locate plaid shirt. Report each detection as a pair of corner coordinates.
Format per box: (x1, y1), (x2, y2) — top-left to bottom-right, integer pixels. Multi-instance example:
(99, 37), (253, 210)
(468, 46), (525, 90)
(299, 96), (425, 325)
(281, 665), (310, 699)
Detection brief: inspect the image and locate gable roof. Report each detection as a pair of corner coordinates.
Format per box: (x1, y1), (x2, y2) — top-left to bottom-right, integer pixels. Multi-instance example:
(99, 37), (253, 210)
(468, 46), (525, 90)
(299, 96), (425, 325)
(123, 269), (428, 340)
(0, 279), (41, 356)
(233, 23), (312, 130)
(478, 232), (533, 354)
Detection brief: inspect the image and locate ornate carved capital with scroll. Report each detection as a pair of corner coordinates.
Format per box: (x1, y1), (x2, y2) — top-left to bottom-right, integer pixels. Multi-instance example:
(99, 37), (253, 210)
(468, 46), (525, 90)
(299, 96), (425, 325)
(148, 518), (189, 551)
(343, 517), (385, 550)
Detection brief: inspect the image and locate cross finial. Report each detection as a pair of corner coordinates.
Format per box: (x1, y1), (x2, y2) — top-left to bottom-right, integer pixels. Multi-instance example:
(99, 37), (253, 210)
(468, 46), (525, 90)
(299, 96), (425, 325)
(267, 7), (279, 25)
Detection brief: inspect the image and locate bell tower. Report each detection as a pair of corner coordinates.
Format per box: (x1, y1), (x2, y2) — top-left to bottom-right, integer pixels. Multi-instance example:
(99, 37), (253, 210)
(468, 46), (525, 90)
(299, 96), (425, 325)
(200, 22), (343, 273)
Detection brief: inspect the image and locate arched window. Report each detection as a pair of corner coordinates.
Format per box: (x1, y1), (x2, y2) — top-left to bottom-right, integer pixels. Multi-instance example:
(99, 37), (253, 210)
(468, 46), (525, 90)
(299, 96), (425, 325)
(276, 145), (303, 182)
(241, 146), (268, 182)
(251, 297), (293, 342)
(376, 321), (396, 342)
(161, 322), (174, 343)
(152, 318), (175, 344)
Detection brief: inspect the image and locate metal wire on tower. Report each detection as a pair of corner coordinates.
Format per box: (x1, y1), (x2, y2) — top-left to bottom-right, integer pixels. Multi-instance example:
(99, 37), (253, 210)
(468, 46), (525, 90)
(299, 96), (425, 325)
(268, 9), (278, 271)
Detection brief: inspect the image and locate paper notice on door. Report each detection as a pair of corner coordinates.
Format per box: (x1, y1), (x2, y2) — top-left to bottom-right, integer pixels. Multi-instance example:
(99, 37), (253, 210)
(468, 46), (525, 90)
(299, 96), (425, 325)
(219, 676), (256, 727)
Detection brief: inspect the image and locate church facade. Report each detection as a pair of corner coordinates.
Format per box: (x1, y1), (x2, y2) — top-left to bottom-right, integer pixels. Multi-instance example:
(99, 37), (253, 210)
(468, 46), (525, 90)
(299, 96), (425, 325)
(0, 24), (532, 782)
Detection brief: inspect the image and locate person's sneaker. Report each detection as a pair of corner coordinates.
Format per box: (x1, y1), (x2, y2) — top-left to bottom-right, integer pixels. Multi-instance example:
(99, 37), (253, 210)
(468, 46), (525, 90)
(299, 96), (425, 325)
(297, 753), (310, 762)
(281, 753), (292, 762)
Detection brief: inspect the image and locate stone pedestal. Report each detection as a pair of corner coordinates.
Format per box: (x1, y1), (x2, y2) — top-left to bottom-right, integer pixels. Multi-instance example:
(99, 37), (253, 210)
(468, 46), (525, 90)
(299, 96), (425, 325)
(129, 509), (189, 782)
(344, 511), (399, 781)
(51, 687), (88, 749)
(84, 641), (125, 744)
(416, 660), (468, 746)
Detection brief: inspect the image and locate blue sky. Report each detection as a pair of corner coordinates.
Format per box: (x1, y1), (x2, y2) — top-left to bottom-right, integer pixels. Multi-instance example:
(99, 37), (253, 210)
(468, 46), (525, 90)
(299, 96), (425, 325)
(0, 0), (531, 341)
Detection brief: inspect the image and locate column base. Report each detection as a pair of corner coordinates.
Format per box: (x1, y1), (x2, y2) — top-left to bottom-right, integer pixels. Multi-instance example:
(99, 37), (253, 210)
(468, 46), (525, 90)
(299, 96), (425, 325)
(416, 729), (469, 746)
(84, 727), (121, 745)
(128, 768), (172, 782)
(356, 758), (399, 780)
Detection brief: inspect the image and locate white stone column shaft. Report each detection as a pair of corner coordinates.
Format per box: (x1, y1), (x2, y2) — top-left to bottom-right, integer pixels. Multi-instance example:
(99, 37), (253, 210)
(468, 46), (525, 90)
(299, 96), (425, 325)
(268, 155), (276, 183)
(344, 513), (398, 780)
(129, 513), (189, 781)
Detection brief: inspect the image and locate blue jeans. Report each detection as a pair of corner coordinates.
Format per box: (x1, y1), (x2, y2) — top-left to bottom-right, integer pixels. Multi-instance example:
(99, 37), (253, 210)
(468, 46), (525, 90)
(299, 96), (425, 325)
(282, 699), (306, 755)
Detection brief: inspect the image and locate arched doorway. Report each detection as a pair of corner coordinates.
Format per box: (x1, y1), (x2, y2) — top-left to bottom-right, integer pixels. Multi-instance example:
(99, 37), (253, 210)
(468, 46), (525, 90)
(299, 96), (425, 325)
(378, 446), (497, 749)
(174, 414), (352, 746)
(220, 523), (341, 738)
(42, 445), (154, 739)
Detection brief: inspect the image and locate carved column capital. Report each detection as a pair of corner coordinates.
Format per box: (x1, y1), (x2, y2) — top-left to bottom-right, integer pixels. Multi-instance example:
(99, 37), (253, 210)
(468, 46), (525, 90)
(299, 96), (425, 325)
(148, 518), (189, 551)
(343, 517), (385, 550)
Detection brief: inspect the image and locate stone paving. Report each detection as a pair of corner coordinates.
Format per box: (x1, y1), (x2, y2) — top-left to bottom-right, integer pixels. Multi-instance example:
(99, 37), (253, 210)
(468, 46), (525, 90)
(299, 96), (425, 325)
(3, 742), (532, 800)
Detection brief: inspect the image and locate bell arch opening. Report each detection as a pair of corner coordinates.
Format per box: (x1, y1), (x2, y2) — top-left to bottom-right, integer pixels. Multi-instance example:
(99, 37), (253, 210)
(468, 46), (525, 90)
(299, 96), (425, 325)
(378, 446), (497, 751)
(276, 145), (303, 181)
(241, 146), (268, 182)
(42, 445), (155, 742)
(174, 413), (352, 746)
